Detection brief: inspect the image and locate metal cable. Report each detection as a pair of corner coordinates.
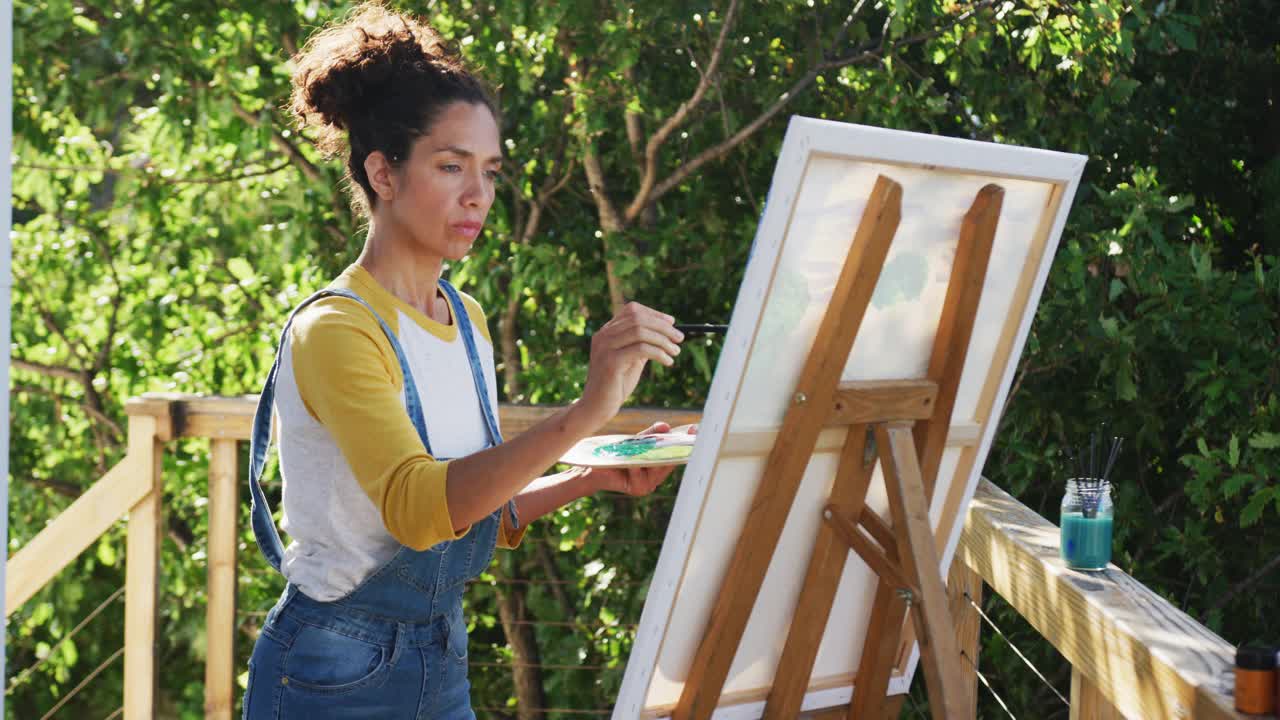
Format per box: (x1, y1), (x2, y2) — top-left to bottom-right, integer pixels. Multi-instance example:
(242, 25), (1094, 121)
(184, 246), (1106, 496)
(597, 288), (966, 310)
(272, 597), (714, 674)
(474, 708), (609, 716)
(470, 661), (615, 671)
(966, 593), (1069, 707)
(7, 586), (125, 695)
(527, 537), (663, 546)
(962, 649), (1017, 720)
(38, 647), (124, 720)
(468, 577), (649, 588)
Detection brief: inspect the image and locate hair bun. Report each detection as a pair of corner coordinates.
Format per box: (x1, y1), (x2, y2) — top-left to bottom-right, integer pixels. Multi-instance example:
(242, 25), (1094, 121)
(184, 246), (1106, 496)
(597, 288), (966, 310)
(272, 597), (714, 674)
(289, 3), (452, 154)
(286, 1), (496, 217)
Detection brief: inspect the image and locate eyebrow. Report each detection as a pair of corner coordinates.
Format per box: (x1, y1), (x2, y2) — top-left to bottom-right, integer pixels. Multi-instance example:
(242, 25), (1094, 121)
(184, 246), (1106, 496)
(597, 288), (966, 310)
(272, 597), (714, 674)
(433, 145), (503, 165)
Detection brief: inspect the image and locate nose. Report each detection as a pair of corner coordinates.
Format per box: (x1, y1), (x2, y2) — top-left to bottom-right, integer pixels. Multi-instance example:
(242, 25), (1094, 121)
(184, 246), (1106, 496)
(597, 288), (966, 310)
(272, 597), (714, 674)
(460, 168), (493, 209)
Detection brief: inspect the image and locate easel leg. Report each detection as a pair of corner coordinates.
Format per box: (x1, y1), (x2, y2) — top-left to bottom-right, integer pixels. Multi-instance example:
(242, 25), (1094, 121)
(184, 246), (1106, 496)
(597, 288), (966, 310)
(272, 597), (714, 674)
(847, 582), (909, 718)
(764, 426), (873, 719)
(877, 423), (966, 720)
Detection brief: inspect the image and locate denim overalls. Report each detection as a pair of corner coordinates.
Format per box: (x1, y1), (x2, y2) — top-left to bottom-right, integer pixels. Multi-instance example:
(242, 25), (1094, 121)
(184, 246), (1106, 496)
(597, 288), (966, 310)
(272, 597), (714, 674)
(242, 281), (515, 719)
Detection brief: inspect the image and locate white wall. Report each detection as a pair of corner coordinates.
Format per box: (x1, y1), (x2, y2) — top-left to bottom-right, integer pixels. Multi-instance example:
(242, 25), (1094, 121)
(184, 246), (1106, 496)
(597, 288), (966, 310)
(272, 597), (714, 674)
(2, 0), (15, 707)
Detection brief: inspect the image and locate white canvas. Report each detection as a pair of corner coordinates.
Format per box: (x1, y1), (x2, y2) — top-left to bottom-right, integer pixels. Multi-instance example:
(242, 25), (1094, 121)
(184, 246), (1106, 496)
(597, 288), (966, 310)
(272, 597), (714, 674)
(614, 117), (1086, 719)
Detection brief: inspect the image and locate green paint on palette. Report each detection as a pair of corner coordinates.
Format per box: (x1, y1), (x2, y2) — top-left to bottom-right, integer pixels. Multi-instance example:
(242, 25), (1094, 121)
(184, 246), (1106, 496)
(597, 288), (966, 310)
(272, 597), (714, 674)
(593, 437), (659, 458)
(591, 437), (695, 462)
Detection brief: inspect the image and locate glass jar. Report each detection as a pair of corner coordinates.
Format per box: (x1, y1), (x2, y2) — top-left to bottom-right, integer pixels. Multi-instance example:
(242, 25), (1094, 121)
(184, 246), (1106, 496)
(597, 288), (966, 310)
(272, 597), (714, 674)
(1060, 478), (1113, 571)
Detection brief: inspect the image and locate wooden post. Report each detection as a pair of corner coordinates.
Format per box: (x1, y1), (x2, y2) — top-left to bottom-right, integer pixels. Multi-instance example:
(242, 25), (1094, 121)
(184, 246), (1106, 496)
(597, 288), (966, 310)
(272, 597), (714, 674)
(1071, 667), (1125, 720)
(124, 414), (164, 719)
(205, 439), (239, 720)
(948, 559), (983, 720)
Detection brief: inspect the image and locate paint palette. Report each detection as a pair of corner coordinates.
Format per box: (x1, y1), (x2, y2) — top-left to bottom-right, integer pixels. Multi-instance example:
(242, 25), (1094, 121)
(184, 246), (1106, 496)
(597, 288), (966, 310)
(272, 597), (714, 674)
(560, 433), (697, 468)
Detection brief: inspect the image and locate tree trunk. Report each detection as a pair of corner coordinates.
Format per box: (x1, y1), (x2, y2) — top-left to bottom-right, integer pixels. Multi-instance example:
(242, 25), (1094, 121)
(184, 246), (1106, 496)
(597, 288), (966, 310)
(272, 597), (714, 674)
(581, 147), (629, 313)
(494, 563), (547, 720)
(500, 289), (522, 400)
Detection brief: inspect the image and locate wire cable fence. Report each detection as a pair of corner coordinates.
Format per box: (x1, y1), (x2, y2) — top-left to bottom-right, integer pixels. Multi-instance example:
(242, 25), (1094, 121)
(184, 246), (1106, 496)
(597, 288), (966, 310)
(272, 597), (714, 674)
(965, 590), (1070, 709)
(963, 650), (1018, 720)
(474, 707), (611, 717)
(6, 585), (125, 696)
(37, 647), (124, 720)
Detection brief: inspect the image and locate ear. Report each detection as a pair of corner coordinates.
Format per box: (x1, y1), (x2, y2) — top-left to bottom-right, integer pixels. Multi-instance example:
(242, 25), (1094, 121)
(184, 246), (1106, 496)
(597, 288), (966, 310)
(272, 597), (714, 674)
(364, 150), (398, 202)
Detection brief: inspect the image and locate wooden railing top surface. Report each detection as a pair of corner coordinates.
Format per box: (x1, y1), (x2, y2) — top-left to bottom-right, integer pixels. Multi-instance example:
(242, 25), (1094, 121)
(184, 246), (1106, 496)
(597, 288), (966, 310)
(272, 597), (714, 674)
(124, 393), (701, 441)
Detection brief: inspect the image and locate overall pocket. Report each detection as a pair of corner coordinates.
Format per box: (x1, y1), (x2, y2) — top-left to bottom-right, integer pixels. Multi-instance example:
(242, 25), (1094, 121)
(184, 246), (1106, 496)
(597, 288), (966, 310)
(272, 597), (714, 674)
(444, 611), (469, 664)
(281, 623), (393, 695)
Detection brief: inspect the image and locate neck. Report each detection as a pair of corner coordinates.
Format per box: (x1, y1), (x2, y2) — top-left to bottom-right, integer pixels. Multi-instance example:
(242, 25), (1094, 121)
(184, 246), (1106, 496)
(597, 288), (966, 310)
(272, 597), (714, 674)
(356, 215), (449, 323)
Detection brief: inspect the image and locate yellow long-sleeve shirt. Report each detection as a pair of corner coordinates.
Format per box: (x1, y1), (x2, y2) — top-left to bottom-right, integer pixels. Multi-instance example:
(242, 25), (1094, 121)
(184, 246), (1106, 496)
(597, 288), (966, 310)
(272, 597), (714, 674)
(273, 264), (524, 602)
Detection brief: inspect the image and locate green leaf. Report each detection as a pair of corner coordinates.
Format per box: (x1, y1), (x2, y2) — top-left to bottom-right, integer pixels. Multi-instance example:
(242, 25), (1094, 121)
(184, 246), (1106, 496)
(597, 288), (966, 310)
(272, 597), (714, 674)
(687, 342), (712, 383)
(1116, 362), (1137, 401)
(1248, 432), (1280, 450)
(1109, 278), (1126, 301)
(227, 257), (255, 282)
(71, 15), (100, 36)
(1240, 489), (1272, 527)
(1166, 20), (1197, 51)
(1224, 473), (1252, 498)
(96, 537), (117, 567)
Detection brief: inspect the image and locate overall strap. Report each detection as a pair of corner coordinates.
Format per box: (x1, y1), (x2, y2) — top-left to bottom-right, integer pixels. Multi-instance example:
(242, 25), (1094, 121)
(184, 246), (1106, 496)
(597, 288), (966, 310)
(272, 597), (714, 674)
(438, 279), (503, 446)
(438, 279), (519, 529)
(247, 288), (430, 572)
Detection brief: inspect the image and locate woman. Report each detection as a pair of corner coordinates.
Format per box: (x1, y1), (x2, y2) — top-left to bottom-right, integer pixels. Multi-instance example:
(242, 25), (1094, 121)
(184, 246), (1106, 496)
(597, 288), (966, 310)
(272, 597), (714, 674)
(241, 4), (688, 718)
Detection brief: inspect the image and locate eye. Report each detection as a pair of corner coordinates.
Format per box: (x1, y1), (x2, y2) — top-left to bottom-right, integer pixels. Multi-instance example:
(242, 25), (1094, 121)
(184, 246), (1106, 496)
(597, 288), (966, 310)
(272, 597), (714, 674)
(441, 164), (462, 173)
(485, 169), (502, 183)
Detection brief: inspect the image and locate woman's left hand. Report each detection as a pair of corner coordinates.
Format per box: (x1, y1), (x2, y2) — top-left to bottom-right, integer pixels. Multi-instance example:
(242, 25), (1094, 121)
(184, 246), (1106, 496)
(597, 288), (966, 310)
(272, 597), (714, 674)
(588, 421), (696, 497)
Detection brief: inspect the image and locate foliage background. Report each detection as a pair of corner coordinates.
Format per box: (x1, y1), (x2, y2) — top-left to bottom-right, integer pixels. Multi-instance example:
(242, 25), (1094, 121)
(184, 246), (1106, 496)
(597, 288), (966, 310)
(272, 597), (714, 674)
(7, 0), (1277, 717)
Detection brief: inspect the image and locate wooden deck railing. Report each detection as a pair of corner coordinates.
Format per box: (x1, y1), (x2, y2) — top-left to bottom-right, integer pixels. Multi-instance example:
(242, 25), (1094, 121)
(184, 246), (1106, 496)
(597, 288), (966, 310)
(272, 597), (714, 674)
(5, 393), (1246, 719)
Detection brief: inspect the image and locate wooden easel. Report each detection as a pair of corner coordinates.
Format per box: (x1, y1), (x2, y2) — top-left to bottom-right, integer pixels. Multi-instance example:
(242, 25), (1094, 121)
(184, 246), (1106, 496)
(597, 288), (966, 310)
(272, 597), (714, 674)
(672, 175), (1004, 720)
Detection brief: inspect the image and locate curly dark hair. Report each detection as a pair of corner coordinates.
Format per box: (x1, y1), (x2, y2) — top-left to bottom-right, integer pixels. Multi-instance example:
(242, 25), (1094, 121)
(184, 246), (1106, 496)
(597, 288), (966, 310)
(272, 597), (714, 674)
(288, 2), (497, 216)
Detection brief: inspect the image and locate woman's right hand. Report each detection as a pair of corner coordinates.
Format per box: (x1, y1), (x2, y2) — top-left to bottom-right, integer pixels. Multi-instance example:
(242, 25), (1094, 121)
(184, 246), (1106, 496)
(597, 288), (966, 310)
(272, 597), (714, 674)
(577, 301), (684, 429)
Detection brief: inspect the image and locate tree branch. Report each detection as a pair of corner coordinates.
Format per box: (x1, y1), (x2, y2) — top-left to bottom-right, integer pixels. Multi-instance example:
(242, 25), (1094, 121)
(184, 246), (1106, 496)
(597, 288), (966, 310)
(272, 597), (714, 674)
(230, 100), (350, 246)
(625, 0), (741, 223)
(231, 102), (323, 183)
(14, 268), (93, 365)
(15, 160), (290, 185)
(640, 0), (997, 211)
(623, 67), (646, 168)
(19, 475), (81, 499)
(582, 147), (628, 311)
(1204, 551), (1280, 619)
(12, 382), (124, 441)
(520, 159), (576, 245)
(501, 157), (576, 398)
(493, 560), (548, 720)
(13, 358), (90, 385)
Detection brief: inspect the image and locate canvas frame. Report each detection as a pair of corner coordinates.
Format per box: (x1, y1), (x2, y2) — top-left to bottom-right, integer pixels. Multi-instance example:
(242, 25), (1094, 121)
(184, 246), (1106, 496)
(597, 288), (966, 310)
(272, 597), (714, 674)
(614, 116), (1087, 719)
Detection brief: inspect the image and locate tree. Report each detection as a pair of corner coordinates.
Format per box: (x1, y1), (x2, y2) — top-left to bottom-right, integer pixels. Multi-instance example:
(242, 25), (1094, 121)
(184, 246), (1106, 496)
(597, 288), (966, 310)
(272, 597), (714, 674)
(8, 0), (1276, 716)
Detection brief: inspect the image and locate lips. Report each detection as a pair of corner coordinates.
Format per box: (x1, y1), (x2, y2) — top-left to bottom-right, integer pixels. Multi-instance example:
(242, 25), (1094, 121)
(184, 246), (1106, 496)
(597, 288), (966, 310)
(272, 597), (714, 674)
(451, 221), (483, 239)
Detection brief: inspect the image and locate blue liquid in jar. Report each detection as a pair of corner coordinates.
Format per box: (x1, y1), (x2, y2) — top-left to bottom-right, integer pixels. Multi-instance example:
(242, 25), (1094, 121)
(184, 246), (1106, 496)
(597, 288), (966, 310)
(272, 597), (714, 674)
(1060, 513), (1113, 570)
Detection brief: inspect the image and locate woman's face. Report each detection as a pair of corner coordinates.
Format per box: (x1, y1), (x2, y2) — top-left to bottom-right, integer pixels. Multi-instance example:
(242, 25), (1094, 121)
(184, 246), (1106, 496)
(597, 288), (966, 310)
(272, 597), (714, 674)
(385, 101), (502, 261)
